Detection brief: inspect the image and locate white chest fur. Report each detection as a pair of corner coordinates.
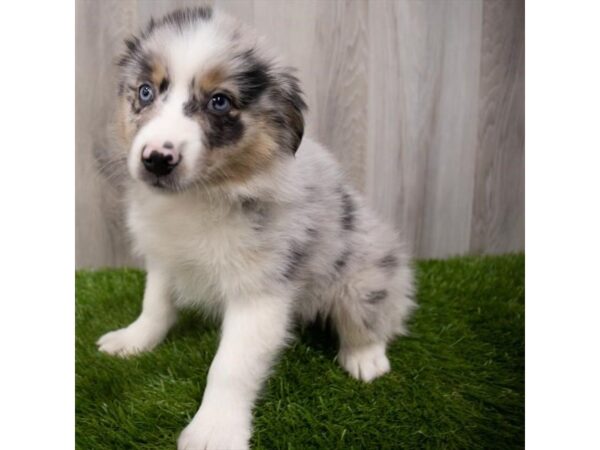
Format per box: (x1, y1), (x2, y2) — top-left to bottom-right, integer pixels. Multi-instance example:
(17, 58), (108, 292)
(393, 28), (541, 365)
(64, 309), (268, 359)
(127, 188), (270, 309)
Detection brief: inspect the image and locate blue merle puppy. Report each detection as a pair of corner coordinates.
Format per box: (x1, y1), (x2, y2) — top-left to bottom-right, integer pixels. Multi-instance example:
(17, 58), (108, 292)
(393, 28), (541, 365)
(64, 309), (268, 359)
(96, 7), (415, 450)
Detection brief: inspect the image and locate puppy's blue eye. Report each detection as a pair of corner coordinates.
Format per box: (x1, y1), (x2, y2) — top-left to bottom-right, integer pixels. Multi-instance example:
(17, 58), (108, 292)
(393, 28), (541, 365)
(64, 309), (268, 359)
(208, 94), (231, 114)
(138, 84), (154, 105)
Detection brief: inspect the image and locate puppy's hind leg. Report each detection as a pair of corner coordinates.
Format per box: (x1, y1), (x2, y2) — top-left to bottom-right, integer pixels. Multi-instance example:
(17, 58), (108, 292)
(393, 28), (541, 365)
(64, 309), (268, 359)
(332, 265), (414, 382)
(333, 302), (391, 383)
(97, 262), (177, 357)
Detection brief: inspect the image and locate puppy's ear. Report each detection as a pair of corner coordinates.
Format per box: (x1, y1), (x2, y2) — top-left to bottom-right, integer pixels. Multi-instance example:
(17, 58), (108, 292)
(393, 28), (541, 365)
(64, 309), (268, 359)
(273, 70), (306, 155)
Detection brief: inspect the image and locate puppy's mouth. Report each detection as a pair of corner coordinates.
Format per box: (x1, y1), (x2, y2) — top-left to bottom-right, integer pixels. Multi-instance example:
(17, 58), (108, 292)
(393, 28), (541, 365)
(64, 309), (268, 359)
(152, 177), (169, 189)
(138, 170), (185, 192)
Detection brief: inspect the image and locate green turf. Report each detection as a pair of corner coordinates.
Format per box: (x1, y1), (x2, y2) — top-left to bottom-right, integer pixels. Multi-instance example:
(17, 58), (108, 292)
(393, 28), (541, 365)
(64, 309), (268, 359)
(76, 254), (524, 449)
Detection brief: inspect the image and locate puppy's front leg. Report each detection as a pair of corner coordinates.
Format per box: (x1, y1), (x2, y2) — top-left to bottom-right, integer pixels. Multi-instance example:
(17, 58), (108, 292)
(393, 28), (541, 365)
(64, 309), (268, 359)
(97, 263), (177, 357)
(178, 295), (290, 450)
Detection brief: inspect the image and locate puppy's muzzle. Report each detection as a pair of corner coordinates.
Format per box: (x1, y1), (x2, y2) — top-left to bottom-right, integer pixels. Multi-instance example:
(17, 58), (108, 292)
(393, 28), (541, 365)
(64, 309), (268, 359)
(141, 141), (181, 176)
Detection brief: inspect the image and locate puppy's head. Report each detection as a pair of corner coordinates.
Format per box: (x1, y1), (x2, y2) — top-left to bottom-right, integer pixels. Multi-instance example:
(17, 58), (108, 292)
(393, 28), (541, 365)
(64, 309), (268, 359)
(115, 7), (305, 192)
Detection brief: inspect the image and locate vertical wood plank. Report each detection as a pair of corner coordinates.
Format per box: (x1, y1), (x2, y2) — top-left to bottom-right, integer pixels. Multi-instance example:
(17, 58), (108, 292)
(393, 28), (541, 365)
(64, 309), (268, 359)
(136, 0), (212, 28)
(311, 0), (369, 190)
(367, 0), (483, 258)
(367, 0), (433, 256)
(213, 0), (255, 24)
(418, 0), (483, 258)
(470, 0), (525, 254)
(75, 0), (139, 268)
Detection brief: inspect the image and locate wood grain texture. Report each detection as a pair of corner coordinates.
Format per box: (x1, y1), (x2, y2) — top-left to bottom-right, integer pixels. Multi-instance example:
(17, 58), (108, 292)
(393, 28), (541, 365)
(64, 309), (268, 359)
(75, 0), (525, 267)
(366, 0), (443, 257)
(470, 0), (525, 254)
(417, 0), (483, 258)
(366, 0), (483, 258)
(311, 0), (369, 190)
(76, 0), (140, 268)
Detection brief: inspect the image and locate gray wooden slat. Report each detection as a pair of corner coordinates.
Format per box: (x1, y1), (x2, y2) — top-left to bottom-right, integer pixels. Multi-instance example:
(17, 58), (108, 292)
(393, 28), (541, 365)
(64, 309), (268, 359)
(417, 0), (483, 258)
(136, 0), (212, 29)
(310, 0), (369, 190)
(214, 0), (255, 23)
(470, 0), (525, 254)
(366, 0), (483, 258)
(366, 0), (433, 257)
(75, 0), (140, 268)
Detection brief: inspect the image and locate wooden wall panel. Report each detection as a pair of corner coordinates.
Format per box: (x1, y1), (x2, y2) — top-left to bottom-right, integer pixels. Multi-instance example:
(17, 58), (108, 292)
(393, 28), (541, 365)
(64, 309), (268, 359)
(470, 0), (525, 254)
(75, 0), (525, 267)
(418, 0), (483, 258)
(75, 0), (139, 268)
(310, 0), (369, 190)
(366, 0), (483, 258)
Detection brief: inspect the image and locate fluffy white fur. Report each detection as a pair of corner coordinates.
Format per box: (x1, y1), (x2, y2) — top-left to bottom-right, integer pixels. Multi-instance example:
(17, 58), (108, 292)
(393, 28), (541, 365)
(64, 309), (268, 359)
(97, 8), (415, 450)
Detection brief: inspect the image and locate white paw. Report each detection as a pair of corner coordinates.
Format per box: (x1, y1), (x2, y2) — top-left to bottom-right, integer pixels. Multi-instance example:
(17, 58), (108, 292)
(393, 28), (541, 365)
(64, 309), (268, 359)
(96, 319), (165, 357)
(338, 342), (391, 382)
(177, 411), (251, 450)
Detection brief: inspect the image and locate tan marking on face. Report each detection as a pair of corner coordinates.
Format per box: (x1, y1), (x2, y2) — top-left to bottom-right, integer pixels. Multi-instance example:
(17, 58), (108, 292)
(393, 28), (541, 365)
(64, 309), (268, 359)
(150, 57), (168, 87)
(203, 118), (279, 185)
(198, 66), (227, 93)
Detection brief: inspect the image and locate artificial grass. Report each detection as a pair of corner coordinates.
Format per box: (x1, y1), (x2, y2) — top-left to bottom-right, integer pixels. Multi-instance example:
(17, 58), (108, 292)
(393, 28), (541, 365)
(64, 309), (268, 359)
(76, 254), (524, 449)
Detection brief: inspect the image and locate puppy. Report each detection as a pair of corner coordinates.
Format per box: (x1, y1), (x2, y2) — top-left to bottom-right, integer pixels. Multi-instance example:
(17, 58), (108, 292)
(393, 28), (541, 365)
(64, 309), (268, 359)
(96, 7), (415, 450)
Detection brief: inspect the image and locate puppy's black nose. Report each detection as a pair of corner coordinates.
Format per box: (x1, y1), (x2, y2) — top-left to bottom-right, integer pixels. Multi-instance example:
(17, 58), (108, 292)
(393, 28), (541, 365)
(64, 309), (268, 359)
(142, 149), (178, 176)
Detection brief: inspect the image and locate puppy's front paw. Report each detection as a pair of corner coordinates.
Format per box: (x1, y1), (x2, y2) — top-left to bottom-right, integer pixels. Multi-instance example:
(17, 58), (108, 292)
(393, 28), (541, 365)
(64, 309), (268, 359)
(338, 342), (390, 382)
(96, 319), (165, 357)
(177, 411), (251, 450)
